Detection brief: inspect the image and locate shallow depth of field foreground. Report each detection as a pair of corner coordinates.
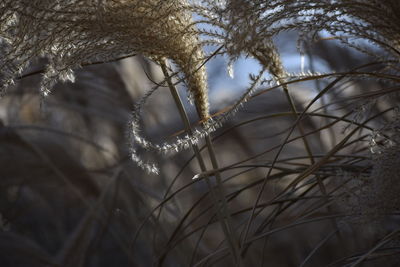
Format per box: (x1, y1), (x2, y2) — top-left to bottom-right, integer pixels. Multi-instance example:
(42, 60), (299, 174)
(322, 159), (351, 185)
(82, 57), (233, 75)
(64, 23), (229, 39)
(1, 1), (400, 266)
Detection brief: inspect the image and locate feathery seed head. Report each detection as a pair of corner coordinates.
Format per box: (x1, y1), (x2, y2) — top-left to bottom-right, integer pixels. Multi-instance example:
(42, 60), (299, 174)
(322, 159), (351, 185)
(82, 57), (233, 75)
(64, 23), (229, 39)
(363, 143), (400, 222)
(0, 0), (211, 173)
(0, 0), (209, 118)
(343, 129), (400, 225)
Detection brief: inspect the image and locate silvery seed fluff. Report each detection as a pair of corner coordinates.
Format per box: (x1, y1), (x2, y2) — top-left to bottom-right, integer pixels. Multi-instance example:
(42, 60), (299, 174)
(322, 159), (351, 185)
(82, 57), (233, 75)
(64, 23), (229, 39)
(0, 0), (209, 119)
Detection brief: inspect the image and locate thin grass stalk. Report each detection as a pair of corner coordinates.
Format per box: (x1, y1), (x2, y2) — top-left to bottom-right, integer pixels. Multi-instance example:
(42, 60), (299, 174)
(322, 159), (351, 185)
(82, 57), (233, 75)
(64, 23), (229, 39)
(188, 167), (257, 265)
(56, 168), (123, 266)
(159, 61), (242, 266)
(194, 214), (347, 267)
(349, 229), (400, 267)
(306, 47), (337, 148)
(280, 83), (341, 230)
(281, 82), (343, 242)
(280, 83), (333, 216)
(240, 73), (349, 249)
(204, 135), (243, 266)
(240, 175), (329, 258)
(281, 83), (315, 164)
(238, 47), (324, 249)
(166, 182), (345, 260)
(23, 137), (138, 264)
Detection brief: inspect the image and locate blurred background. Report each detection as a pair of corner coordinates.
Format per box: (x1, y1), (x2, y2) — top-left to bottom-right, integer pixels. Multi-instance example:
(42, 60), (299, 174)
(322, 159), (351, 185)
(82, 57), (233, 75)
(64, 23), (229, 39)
(1, 31), (400, 267)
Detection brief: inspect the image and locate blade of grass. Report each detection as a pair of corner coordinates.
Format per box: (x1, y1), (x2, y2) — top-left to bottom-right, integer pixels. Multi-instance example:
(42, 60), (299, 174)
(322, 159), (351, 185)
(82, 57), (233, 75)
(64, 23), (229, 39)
(159, 60), (243, 266)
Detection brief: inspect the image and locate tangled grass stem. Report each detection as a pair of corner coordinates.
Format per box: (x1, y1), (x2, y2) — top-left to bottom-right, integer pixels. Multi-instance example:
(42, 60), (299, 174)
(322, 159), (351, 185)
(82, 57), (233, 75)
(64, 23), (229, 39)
(160, 60), (243, 266)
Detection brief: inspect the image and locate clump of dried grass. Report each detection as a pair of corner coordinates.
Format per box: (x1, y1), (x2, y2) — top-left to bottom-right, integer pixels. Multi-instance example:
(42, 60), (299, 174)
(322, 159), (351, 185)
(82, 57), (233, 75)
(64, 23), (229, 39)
(1, 1), (400, 266)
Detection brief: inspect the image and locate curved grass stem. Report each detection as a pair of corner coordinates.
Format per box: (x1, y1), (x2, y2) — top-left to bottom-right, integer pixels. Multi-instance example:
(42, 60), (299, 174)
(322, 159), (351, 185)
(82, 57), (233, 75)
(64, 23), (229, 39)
(160, 60), (243, 266)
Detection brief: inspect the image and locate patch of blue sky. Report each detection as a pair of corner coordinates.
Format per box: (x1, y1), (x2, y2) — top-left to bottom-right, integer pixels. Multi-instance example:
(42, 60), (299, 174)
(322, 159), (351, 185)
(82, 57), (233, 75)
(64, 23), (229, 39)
(205, 33), (333, 108)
